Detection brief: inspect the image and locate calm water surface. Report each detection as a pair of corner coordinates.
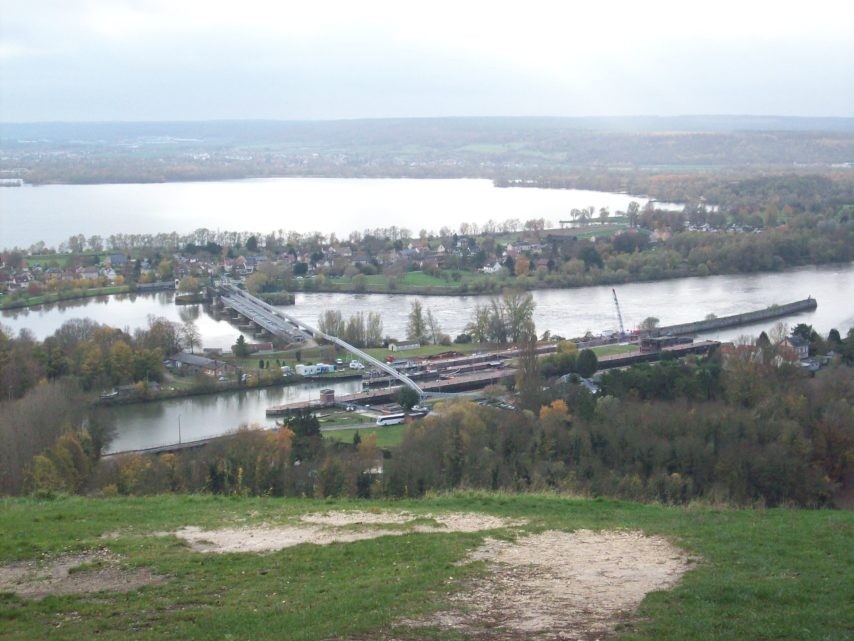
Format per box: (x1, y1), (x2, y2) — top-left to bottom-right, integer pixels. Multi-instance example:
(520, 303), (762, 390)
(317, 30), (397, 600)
(107, 379), (364, 453)
(12, 263), (839, 453)
(1, 178), (675, 249)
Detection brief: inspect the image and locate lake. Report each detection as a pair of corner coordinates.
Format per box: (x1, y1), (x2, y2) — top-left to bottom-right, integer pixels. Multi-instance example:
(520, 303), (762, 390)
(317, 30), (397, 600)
(0, 177), (675, 250)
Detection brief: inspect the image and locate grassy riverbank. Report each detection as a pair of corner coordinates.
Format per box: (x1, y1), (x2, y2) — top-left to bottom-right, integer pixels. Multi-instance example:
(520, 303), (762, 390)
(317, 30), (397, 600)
(0, 493), (850, 641)
(0, 285), (131, 310)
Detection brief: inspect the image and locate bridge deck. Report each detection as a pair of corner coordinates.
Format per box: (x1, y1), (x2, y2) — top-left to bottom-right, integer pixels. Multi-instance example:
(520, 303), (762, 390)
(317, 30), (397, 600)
(218, 283), (426, 395)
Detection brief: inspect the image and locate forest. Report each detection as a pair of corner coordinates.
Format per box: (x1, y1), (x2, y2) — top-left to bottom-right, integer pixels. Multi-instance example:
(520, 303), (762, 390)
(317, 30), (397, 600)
(4, 322), (852, 508)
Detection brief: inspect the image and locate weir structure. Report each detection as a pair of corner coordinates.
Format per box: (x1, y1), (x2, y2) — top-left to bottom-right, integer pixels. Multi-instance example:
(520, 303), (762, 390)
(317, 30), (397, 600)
(647, 297), (817, 337)
(215, 282), (425, 397)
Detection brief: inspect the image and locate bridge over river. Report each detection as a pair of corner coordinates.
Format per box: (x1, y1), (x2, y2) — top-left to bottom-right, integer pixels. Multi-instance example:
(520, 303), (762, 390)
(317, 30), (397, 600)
(216, 283), (426, 396)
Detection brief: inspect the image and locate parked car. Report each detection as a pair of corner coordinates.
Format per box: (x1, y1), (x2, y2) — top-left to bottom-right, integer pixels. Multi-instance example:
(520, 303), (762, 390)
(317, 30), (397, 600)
(349, 360), (365, 369)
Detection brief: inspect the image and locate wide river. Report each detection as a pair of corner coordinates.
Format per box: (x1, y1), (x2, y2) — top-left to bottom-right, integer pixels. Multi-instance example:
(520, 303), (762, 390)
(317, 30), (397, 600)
(0, 177), (677, 250)
(4, 262), (852, 454)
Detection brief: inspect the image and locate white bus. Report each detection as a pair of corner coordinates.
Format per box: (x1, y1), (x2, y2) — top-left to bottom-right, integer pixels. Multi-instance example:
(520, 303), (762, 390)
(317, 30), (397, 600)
(375, 412), (407, 426)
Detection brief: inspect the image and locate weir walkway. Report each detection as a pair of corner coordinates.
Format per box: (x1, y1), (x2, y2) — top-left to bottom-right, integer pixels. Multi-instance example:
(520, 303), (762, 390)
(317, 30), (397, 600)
(216, 283), (425, 396)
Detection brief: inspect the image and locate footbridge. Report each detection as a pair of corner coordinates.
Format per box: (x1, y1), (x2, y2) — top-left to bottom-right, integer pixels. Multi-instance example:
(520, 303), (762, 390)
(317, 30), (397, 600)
(217, 283), (425, 396)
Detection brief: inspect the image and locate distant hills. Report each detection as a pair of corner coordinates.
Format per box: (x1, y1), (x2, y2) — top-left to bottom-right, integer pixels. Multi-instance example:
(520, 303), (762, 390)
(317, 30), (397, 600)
(2, 116), (853, 183)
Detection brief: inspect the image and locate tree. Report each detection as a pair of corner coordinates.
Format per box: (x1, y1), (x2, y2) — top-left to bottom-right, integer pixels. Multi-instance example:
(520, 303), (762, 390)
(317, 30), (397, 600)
(407, 301), (427, 343)
(318, 310), (344, 336)
(466, 304), (491, 343)
(177, 276), (201, 293)
(516, 332), (543, 412)
(398, 386), (420, 411)
(233, 334), (250, 357)
(246, 235), (258, 252)
(576, 349), (598, 378)
(627, 201), (640, 227)
(640, 317), (660, 331)
(502, 289), (536, 342)
(792, 323), (814, 341)
(352, 274), (367, 292)
(366, 312), (384, 347)
(425, 308), (442, 345)
(181, 320), (201, 354)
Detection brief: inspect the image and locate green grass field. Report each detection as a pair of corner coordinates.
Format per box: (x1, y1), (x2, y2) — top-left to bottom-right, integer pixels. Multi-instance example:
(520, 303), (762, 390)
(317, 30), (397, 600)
(322, 423), (407, 447)
(0, 494), (850, 641)
(592, 343), (640, 357)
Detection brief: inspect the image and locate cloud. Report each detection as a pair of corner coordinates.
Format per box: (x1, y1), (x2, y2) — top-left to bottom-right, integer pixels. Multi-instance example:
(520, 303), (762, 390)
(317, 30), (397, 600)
(1, 0), (853, 120)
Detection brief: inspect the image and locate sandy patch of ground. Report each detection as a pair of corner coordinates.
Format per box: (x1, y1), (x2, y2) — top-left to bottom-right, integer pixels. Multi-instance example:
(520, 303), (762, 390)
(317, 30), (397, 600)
(175, 511), (524, 553)
(300, 510), (415, 526)
(412, 529), (693, 640)
(0, 550), (166, 599)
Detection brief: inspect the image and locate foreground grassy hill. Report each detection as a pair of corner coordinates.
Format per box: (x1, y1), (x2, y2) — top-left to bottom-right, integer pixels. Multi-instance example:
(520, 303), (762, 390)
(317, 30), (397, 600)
(0, 493), (850, 641)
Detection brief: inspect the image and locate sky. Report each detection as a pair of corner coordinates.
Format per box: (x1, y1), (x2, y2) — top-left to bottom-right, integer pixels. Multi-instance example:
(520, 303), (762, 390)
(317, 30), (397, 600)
(1, 0), (853, 122)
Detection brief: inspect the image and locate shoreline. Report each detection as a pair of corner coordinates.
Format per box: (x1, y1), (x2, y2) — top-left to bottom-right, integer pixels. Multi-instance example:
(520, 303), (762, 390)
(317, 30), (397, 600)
(3, 261), (850, 313)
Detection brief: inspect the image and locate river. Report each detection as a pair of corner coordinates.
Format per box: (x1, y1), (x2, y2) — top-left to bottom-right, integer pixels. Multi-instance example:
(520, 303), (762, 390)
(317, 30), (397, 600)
(0, 177), (677, 250)
(7, 262), (850, 454)
(6, 263), (853, 347)
(106, 379), (364, 454)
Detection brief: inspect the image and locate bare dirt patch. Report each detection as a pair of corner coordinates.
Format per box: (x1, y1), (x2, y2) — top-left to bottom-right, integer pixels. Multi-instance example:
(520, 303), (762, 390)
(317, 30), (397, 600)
(0, 550), (166, 599)
(175, 511), (524, 554)
(412, 529), (693, 641)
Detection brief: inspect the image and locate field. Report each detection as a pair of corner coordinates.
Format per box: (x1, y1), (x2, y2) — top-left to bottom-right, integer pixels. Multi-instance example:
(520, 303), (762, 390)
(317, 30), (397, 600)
(322, 423), (408, 447)
(0, 494), (850, 641)
(592, 343), (640, 357)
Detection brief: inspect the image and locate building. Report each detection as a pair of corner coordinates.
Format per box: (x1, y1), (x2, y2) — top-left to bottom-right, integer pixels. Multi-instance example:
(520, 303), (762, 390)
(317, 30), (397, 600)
(389, 342), (421, 352)
(640, 336), (693, 353)
(164, 352), (228, 376)
(781, 335), (809, 360)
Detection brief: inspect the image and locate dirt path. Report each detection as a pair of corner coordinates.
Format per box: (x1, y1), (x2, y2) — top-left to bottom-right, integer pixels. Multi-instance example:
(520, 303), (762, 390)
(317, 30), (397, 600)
(175, 510), (525, 553)
(413, 529), (693, 640)
(0, 551), (166, 599)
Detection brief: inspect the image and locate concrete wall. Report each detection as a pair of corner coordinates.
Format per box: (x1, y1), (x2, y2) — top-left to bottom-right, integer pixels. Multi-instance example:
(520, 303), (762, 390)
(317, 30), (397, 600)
(650, 298), (817, 337)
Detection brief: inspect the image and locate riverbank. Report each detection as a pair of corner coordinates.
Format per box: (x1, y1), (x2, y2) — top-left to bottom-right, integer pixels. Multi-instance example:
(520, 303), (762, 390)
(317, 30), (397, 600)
(0, 284), (132, 310)
(293, 260), (854, 298)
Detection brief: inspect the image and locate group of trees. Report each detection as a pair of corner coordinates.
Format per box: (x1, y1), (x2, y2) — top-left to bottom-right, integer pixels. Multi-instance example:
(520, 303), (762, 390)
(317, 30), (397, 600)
(317, 310), (384, 348)
(10, 325), (854, 507)
(0, 316), (185, 401)
(113, 332), (847, 507)
(406, 301), (447, 345)
(539, 341), (599, 380)
(0, 378), (114, 495)
(464, 289), (536, 343)
(94, 411), (382, 498)
(387, 335), (853, 506)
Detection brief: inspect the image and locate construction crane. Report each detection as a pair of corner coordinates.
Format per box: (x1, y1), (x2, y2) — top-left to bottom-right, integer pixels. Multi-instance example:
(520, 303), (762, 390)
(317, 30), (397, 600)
(612, 289), (625, 337)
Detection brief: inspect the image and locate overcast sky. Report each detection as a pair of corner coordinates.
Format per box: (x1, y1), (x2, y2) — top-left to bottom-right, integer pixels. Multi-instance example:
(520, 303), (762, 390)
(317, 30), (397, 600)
(1, 0), (853, 122)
